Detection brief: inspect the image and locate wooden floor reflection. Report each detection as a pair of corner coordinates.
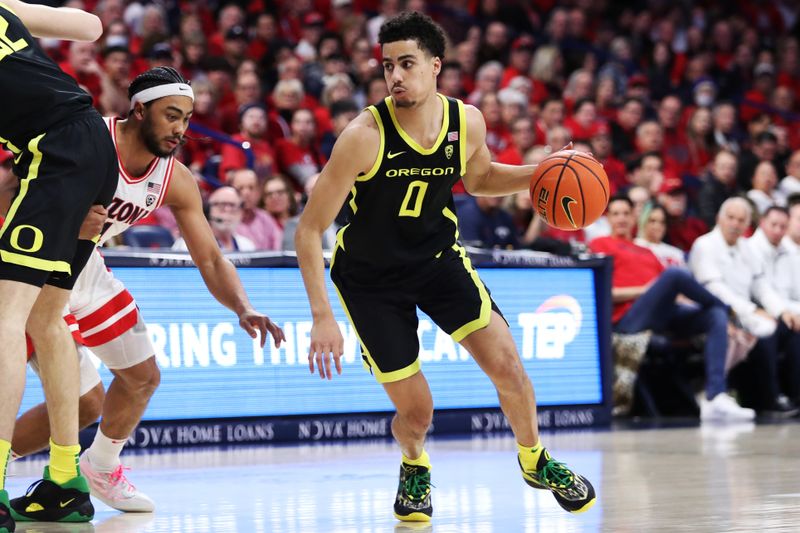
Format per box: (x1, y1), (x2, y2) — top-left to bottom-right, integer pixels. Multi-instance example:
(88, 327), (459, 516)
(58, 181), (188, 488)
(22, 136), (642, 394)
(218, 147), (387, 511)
(7, 421), (800, 532)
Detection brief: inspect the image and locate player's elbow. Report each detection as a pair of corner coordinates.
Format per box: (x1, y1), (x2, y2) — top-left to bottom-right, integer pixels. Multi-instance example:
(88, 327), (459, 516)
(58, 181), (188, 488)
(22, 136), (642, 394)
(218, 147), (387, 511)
(82, 15), (104, 41)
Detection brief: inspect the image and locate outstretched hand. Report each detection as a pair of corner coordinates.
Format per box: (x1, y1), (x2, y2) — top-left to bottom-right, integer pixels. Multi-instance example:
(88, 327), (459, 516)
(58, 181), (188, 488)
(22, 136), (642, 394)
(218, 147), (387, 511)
(308, 316), (344, 380)
(238, 309), (286, 348)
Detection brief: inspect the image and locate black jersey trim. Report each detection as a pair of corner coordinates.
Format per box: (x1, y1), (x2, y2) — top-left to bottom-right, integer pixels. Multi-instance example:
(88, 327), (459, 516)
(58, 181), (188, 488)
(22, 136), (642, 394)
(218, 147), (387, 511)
(384, 94), (449, 155)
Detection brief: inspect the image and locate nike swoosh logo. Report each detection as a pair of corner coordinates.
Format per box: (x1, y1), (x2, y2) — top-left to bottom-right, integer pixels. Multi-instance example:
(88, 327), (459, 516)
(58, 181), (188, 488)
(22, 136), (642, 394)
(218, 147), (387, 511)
(561, 196), (578, 228)
(59, 498), (76, 508)
(387, 151), (406, 159)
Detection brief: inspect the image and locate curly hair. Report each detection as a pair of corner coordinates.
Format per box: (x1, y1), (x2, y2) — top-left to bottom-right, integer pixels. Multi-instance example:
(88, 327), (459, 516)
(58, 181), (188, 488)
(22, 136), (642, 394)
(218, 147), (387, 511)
(378, 11), (446, 59)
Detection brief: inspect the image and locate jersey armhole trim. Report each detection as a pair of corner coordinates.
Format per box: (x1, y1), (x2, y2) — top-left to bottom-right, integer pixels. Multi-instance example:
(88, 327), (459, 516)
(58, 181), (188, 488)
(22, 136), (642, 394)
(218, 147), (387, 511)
(357, 106), (384, 182)
(457, 100), (467, 176)
(155, 157), (176, 208)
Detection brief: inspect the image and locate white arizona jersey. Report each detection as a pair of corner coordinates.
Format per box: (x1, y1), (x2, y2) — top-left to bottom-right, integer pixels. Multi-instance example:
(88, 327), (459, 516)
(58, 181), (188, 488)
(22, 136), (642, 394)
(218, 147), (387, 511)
(98, 116), (175, 246)
(67, 117), (175, 349)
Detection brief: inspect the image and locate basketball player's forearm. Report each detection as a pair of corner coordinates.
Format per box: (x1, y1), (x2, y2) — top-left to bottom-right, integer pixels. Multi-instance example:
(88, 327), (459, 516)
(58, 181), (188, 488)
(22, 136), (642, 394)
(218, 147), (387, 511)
(470, 163), (537, 196)
(198, 258), (253, 316)
(9, 1), (103, 41)
(296, 227), (335, 320)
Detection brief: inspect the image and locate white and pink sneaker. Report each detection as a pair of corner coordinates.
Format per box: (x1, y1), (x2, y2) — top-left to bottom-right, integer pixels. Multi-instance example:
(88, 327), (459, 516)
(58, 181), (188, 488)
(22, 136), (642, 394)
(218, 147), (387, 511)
(79, 453), (155, 512)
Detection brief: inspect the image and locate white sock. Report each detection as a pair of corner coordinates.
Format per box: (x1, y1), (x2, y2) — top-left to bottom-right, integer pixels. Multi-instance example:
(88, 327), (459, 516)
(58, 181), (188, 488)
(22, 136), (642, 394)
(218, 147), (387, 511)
(86, 428), (127, 472)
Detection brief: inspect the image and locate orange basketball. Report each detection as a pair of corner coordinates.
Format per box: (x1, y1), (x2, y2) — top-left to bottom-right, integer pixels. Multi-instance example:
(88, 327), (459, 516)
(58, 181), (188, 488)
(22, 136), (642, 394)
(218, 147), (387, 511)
(529, 150), (610, 231)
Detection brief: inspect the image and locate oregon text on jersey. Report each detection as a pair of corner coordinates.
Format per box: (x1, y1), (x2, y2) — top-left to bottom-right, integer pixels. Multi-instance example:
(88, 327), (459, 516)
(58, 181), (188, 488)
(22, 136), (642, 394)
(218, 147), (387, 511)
(385, 167), (455, 178)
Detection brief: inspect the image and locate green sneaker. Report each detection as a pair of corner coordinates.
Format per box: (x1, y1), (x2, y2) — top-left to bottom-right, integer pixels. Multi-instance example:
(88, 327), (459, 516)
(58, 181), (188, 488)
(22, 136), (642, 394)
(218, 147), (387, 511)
(393, 462), (433, 522)
(10, 467), (93, 523)
(519, 448), (596, 514)
(0, 489), (14, 532)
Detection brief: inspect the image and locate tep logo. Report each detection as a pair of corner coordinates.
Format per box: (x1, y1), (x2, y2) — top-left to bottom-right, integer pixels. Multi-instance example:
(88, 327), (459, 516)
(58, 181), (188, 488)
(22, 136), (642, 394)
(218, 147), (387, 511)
(536, 295), (582, 339)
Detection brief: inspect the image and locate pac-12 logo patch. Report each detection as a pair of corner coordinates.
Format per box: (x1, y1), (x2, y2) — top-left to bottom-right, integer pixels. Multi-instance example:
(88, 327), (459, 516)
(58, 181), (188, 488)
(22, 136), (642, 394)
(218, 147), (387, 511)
(145, 194), (157, 207)
(445, 145), (453, 159)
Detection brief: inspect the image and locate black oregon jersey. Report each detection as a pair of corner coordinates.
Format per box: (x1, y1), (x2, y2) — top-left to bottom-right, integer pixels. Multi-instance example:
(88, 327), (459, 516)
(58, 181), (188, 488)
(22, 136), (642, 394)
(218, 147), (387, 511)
(339, 94), (467, 267)
(0, 3), (93, 145)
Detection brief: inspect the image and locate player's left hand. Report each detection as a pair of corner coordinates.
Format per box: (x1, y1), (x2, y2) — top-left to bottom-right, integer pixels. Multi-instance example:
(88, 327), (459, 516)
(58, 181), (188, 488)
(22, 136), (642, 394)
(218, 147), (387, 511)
(238, 309), (286, 348)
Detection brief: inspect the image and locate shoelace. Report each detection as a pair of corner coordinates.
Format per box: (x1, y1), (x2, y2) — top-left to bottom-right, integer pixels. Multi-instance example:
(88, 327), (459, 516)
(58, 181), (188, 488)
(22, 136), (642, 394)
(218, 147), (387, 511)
(402, 467), (433, 501)
(23, 479), (45, 497)
(108, 465), (135, 490)
(538, 458), (575, 490)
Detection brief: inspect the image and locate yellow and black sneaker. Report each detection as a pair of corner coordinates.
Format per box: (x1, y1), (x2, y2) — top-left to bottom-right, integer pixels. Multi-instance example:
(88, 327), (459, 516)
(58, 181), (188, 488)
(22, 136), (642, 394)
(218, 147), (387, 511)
(519, 448), (596, 514)
(0, 489), (14, 533)
(9, 467), (93, 523)
(393, 463), (433, 522)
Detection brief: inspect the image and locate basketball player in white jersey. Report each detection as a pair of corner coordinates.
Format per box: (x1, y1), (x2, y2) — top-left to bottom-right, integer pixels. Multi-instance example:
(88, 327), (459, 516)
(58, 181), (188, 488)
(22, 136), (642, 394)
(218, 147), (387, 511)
(12, 67), (286, 512)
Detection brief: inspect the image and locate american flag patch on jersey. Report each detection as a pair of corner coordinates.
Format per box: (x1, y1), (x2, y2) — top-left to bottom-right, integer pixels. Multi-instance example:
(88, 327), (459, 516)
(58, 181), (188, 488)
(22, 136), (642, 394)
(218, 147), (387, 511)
(447, 131), (459, 142)
(147, 182), (161, 194)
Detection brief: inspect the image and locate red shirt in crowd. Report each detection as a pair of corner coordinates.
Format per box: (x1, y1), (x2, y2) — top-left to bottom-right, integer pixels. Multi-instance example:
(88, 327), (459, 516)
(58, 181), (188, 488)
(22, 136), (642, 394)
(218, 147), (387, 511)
(589, 235), (665, 323)
(219, 134), (276, 182)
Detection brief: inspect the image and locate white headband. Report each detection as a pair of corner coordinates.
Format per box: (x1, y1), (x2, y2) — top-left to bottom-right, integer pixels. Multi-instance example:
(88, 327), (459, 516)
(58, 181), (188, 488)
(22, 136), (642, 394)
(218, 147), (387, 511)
(130, 83), (194, 110)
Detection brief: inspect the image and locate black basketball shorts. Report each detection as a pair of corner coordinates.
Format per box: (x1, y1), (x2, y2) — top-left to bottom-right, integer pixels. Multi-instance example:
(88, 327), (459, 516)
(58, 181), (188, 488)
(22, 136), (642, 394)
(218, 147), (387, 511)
(0, 111), (117, 289)
(330, 243), (504, 383)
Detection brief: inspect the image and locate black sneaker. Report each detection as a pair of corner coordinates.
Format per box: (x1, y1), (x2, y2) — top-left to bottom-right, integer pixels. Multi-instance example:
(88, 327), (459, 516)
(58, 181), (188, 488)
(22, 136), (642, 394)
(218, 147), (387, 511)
(519, 448), (596, 514)
(0, 489), (14, 533)
(763, 395), (799, 419)
(393, 463), (433, 522)
(10, 467), (93, 523)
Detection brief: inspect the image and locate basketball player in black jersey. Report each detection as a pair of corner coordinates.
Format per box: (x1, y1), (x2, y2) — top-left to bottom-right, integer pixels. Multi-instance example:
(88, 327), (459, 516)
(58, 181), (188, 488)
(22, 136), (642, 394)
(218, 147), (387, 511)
(0, 1), (118, 530)
(296, 12), (596, 522)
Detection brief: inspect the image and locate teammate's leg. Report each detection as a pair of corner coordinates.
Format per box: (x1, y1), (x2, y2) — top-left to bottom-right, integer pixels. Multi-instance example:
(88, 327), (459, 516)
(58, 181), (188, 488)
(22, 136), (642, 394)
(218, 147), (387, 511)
(461, 311), (596, 514)
(11, 383), (104, 457)
(97, 358), (160, 444)
(12, 285), (94, 523)
(0, 280), (41, 530)
(383, 372), (434, 522)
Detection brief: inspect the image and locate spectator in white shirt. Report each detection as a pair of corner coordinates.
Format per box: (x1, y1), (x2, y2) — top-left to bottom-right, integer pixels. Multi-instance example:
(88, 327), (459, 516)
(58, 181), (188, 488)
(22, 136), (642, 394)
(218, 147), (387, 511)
(779, 150), (800, 198)
(689, 197), (800, 415)
(783, 196), (800, 255)
(746, 161), (786, 215)
(634, 203), (686, 268)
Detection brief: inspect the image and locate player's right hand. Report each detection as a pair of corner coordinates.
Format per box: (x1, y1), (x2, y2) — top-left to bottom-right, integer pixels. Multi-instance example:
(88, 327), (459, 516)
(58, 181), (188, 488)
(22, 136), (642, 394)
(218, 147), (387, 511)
(80, 204), (107, 240)
(309, 316), (344, 380)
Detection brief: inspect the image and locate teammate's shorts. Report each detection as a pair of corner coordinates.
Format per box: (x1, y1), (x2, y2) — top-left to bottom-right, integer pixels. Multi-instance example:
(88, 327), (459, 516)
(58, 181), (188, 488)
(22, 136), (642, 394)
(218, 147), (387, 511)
(71, 251), (155, 369)
(0, 111), (117, 288)
(330, 243), (503, 383)
(29, 344), (102, 397)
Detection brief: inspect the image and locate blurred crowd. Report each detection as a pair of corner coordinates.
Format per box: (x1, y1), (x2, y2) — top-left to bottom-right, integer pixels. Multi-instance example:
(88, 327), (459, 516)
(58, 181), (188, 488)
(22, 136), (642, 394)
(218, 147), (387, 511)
(4, 0), (800, 418)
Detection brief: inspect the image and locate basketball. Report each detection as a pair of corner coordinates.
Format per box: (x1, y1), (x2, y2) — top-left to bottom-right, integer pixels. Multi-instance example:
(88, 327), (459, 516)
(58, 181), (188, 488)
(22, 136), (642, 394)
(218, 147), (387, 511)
(529, 150), (610, 231)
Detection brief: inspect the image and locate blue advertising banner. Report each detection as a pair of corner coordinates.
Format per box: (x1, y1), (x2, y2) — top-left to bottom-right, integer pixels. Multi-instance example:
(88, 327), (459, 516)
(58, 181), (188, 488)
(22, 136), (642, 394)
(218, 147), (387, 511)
(20, 266), (605, 424)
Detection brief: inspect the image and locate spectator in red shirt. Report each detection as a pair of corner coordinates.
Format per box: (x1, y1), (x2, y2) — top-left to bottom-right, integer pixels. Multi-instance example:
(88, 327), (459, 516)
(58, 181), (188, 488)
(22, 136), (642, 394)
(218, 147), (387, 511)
(219, 71), (263, 134)
(610, 97), (644, 161)
(207, 4), (245, 57)
(589, 195), (745, 418)
(275, 108), (326, 192)
(59, 41), (102, 102)
(562, 69), (594, 114)
(478, 92), (511, 157)
(268, 78), (304, 142)
(657, 95), (688, 170)
(564, 98), (601, 142)
(497, 116), (536, 166)
(500, 35), (535, 88)
(97, 45), (132, 117)
(589, 123), (625, 194)
(229, 168), (283, 250)
(684, 107), (714, 178)
(219, 104), (276, 182)
(657, 175), (709, 252)
(534, 97), (565, 145)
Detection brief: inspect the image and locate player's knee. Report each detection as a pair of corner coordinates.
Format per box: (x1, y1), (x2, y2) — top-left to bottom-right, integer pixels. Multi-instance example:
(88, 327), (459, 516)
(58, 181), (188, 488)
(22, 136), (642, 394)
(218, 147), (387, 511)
(25, 319), (68, 347)
(115, 356), (161, 397)
(78, 383), (105, 429)
(397, 407), (433, 436)
(487, 348), (527, 389)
